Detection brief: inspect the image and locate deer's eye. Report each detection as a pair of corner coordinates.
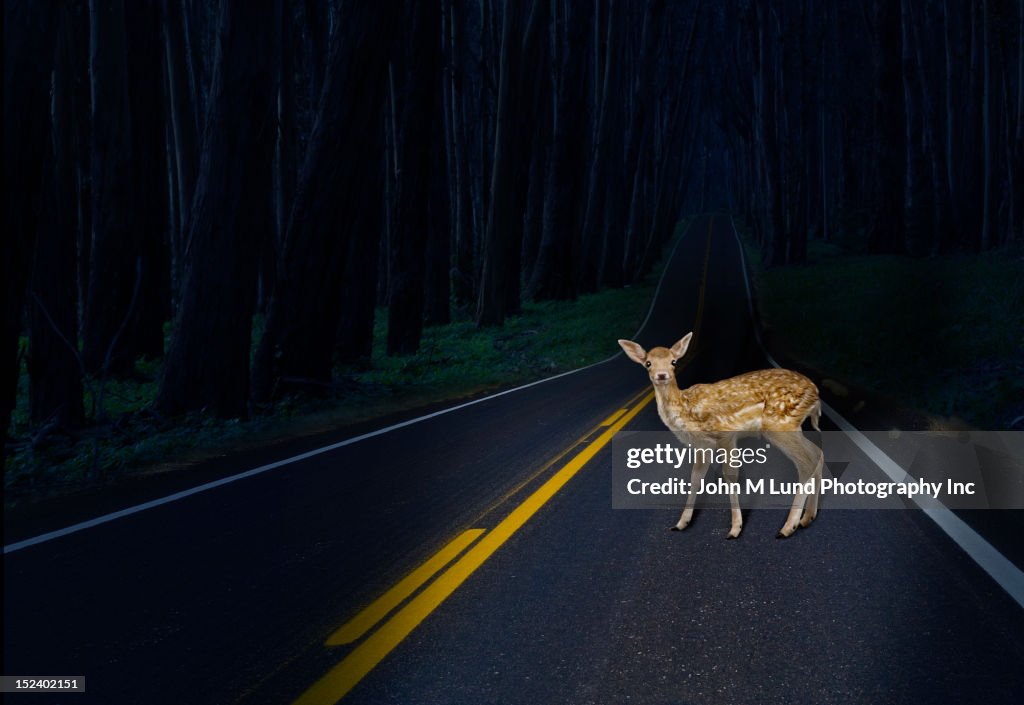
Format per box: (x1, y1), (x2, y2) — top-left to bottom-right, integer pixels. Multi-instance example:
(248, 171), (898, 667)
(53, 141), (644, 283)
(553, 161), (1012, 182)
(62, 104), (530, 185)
(671, 359), (677, 367)
(644, 361), (651, 368)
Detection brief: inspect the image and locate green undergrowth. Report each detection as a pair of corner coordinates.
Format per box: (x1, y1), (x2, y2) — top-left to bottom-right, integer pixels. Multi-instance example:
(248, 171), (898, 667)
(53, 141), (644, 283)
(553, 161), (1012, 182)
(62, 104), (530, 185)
(351, 292), (646, 390)
(746, 236), (1024, 429)
(5, 222), (687, 506)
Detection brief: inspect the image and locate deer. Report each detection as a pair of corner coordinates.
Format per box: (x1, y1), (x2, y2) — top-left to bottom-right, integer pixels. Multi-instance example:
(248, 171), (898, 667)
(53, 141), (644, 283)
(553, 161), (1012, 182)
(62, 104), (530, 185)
(618, 332), (823, 539)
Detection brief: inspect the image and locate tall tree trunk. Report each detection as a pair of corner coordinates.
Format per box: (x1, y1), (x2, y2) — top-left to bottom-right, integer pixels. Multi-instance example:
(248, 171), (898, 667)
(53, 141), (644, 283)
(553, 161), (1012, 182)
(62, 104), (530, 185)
(520, 115), (548, 281)
(980, 0), (993, 250)
(942, 0), (961, 249)
(638, 0), (701, 273)
(28, 5), (85, 430)
(620, 0), (666, 276)
(184, 0), (210, 115)
(157, 0), (276, 418)
(754, 0), (786, 265)
(866, 0), (906, 253)
(790, 0), (811, 264)
(302, 0), (328, 109)
(638, 91), (691, 277)
(1019, 0), (1023, 148)
(428, 0), (452, 325)
(161, 0), (199, 299)
(252, 2), (398, 397)
(82, 0), (140, 375)
(447, 0), (475, 309)
(963, 1), (984, 250)
(73, 0), (94, 328)
(909, 0), (951, 254)
(336, 158), (384, 366)
(500, 1), (545, 318)
(474, 0), (544, 324)
(1013, 0), (1023, 245)
(424, 93), (452, 327)
(2, 1), (58, 446)
(388, 0), (442, 354)
(126, 0), (170, 359)
(268, 0), (297, 313)
(901, 0), (930, 255)
(598, 99), (626, 288)
(580, 0), (617, 293)
(476, 0), (522, 326)
(529, 0), (588, 301)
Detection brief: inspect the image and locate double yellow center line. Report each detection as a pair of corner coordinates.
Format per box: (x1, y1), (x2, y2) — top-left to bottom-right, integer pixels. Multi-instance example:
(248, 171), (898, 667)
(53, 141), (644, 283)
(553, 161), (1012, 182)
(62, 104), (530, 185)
(293, 216), (716, 705)
(293, 392), (654, 705)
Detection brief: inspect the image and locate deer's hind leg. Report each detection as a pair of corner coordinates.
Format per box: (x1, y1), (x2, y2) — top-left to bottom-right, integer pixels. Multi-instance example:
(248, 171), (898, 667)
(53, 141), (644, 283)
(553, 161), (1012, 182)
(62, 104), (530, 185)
(765, 431), (819, 538)
(797, 432), (824, 527)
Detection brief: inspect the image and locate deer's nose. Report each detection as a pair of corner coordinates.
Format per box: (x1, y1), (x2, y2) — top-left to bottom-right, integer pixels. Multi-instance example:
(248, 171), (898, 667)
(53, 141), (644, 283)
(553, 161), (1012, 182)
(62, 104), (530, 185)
(655, 372), (670, 381)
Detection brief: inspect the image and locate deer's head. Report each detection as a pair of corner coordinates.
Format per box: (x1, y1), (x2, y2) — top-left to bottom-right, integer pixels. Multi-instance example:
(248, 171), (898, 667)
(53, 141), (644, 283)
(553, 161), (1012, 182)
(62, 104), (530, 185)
(618, 333), (692, 387)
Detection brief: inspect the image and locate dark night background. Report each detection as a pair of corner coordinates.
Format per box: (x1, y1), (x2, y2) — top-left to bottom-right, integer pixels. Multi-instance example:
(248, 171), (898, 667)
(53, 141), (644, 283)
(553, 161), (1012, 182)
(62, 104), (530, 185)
(3, 2), (1024, 704)
(5, 0), (1021, 445)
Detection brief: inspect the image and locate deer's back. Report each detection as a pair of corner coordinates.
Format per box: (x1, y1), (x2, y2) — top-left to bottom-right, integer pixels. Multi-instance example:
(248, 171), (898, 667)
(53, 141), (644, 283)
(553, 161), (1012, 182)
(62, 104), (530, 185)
(685, 368), (819, 432)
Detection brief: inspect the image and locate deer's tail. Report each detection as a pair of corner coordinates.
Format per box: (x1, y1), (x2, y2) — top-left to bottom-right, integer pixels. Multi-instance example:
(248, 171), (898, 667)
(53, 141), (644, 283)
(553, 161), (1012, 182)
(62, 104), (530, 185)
(809, 399), (822, 432)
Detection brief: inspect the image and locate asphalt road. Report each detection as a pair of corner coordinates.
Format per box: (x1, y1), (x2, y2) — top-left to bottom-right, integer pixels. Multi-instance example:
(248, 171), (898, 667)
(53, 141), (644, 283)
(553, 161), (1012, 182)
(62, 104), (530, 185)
(4, 216), (1023, 705)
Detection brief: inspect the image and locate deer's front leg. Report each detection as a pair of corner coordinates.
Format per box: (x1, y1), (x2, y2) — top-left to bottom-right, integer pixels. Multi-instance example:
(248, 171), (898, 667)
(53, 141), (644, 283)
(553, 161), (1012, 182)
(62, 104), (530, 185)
(719, 436), (743, 539)
(672, 458), (710, 531)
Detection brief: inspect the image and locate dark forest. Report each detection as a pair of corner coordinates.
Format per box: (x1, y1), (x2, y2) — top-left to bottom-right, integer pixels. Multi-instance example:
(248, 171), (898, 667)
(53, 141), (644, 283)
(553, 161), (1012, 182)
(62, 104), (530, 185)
(5, 4), (1024, 703)
(4, 0), (1022, 448)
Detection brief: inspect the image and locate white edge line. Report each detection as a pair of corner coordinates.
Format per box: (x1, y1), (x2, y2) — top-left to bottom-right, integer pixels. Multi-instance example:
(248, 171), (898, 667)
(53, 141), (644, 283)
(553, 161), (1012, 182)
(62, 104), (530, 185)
(729, 216), (1024, 610)
(4, 221), (695, 555)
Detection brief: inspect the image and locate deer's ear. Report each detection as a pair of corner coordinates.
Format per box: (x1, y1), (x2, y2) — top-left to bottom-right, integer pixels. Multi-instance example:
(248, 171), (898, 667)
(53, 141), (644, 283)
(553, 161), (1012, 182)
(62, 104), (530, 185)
(618, 339), (647, 365)
(670, 332), (693, 360)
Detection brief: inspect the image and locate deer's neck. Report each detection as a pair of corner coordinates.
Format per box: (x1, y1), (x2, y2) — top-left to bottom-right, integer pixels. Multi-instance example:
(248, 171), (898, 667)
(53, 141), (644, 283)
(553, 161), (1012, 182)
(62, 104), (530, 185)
(653, 382), (688, 428)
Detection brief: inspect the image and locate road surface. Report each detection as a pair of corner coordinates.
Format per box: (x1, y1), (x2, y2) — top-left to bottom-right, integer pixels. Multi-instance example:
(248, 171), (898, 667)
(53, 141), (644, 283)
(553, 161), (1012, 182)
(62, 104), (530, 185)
(5, 215), (1023, 704)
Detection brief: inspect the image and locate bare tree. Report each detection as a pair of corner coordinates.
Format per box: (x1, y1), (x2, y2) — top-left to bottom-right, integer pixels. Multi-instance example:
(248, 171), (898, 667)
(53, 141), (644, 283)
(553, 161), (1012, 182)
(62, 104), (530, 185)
(3, 1), (58, 447)
(82, 0), (140, 374)
(28, 4), (85, 430)
(387, 0), (442, 354)
(252, 2), (398, 397)
(158, 0), (276, 418)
